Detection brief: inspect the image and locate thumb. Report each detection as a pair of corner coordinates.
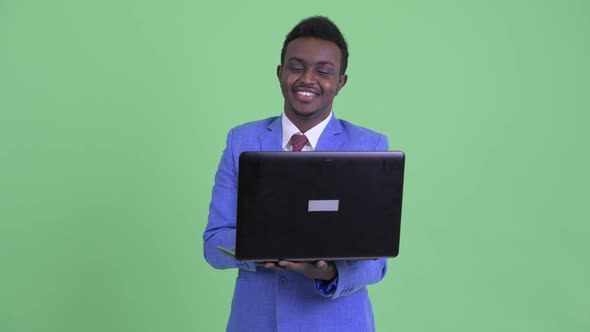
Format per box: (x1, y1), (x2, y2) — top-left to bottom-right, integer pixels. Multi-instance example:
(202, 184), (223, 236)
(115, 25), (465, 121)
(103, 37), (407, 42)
(315, 260), (328, 269)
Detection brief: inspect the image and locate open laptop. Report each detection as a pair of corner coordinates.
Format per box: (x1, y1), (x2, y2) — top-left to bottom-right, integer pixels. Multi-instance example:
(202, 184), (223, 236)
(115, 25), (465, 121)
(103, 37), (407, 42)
(231, 151), (405, 261)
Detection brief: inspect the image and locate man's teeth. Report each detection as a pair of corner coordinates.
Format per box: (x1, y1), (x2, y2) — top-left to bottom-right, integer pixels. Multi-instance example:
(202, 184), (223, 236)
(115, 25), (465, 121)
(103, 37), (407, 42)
(297, 91), (315, 96)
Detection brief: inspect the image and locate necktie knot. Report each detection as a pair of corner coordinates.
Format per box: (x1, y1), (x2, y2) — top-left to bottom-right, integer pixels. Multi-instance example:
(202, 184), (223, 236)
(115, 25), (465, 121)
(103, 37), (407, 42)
(290, 134), (308, 152)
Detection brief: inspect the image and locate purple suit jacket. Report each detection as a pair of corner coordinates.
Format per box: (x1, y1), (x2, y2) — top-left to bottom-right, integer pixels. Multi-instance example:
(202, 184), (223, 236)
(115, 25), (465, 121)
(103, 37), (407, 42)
(203, 115), (390, 332)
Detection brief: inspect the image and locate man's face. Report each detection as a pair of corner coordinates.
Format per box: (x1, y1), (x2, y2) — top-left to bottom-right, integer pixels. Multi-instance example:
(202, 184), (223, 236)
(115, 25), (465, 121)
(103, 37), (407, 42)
(277, 37), (347, 129)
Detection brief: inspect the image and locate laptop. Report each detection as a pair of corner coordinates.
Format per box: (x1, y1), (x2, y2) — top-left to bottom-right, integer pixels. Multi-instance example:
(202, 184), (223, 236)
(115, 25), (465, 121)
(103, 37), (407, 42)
(232, 151), (405, 261)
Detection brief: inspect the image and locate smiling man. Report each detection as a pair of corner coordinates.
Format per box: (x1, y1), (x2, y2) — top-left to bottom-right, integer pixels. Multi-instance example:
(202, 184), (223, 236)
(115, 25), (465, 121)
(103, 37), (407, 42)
(278, 36), (347, 132)
(203, 16), (390, 331)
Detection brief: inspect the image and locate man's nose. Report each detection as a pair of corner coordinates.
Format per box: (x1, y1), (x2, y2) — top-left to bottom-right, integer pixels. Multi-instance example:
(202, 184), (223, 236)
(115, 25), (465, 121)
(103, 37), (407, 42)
(301, 69), (316, 84)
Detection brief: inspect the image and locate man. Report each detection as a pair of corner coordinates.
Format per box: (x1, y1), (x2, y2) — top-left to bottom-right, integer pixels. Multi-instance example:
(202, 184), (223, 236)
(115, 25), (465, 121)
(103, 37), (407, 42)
(203, 16), (389, 331)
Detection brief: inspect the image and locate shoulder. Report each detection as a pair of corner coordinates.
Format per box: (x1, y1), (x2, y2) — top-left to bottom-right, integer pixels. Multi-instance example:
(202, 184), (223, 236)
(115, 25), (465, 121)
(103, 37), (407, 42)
(229, 116), (278, 136)
(332, 117), (389, 150)
(222, 116), (280, 152)
(337, 119), (385, 138)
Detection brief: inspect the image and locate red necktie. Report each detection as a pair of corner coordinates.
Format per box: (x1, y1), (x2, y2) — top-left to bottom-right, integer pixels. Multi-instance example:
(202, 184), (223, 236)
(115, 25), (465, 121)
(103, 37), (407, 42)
(290, 134), (308, 152)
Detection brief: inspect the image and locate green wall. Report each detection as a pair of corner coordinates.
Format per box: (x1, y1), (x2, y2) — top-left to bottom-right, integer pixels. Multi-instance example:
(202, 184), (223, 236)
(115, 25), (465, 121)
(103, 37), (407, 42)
(1, 0), (589, 331)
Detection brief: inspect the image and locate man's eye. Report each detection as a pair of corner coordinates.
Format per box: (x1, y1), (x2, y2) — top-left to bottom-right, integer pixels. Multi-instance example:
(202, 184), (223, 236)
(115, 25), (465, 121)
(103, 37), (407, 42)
(318, 70), (331, 75)
(289, 66), (304, 72)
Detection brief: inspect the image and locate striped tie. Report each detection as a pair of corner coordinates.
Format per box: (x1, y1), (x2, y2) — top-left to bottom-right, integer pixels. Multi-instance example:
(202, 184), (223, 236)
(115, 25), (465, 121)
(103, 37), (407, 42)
(290, 134), (308, 152)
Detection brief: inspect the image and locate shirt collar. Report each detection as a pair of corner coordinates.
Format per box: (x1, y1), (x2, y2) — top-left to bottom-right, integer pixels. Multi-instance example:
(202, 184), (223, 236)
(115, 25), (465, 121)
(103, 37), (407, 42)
(281, 111), (333, 151)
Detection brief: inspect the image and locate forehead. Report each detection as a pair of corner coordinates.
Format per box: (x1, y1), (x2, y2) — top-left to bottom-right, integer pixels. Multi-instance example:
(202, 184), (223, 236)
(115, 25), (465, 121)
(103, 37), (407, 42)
(284, 37), (342, 66)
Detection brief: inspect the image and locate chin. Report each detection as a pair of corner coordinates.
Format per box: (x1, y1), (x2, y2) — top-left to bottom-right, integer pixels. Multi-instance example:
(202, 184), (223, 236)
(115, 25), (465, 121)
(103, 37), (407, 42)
(291, 108), (319, 118)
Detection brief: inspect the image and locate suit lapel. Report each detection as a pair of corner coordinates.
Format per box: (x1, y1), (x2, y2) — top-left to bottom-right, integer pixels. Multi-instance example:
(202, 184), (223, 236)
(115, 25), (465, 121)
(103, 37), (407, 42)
(259, 116), (283, 151)
(316, 115), (345, 151)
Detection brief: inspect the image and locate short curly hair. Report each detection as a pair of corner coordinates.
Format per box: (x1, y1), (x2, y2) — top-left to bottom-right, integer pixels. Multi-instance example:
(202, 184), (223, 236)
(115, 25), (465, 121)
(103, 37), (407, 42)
(280, 16), (349, 75)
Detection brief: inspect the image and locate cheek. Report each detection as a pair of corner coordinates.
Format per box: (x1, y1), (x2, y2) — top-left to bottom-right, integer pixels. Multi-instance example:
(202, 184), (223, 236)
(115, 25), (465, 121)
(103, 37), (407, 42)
(324, 83), (338, 96)
(280, 81), (292, 98)
(279, 76), (289, 87)
(281, 80), (290, 90)
(283, 79), (299, 94)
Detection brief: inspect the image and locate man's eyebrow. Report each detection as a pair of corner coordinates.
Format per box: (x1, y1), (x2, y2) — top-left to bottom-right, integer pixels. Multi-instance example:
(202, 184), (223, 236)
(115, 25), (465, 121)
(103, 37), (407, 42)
(287, 57), (335, 66)
(316, 61), (335, 66)
(287, 57), (305, 63)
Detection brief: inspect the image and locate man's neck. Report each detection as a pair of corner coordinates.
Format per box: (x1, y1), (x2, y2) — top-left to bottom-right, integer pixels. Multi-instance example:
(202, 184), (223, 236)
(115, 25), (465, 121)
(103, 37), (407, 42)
(284, 111), (331, 133)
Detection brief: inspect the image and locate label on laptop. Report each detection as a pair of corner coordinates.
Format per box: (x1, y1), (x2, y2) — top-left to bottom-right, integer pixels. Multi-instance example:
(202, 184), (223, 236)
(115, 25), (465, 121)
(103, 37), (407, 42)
(308, 200), (339, 212)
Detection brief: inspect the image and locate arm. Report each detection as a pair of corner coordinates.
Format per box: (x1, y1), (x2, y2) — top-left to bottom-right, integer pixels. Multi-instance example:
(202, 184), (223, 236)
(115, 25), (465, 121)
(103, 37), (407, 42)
(202, 128), (256, 271)
(330, 259), (387, 299)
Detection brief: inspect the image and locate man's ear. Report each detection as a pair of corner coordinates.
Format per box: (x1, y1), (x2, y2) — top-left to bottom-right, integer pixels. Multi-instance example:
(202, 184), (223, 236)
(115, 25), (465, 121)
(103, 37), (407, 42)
(336, 74), (348, 94)
(277, 65), (282, 80)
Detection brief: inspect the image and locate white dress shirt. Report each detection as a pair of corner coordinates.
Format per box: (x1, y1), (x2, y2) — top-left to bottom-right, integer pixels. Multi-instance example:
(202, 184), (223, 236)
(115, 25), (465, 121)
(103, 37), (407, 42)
(281, 112), (333, 151)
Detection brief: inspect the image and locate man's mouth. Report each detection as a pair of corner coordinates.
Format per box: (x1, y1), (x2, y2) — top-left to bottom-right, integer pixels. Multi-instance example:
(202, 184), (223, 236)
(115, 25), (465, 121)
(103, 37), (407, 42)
(294, 90), (319, 102)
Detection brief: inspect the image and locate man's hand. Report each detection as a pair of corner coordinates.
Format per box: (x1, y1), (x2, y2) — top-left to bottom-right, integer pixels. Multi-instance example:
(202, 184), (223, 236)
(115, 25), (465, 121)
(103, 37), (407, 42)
(259, 260), (337, 281)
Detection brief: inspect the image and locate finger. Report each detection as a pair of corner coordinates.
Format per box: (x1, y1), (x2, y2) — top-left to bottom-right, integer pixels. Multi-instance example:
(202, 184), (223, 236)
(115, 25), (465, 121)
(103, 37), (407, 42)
(267, 266), (286, 271)
(278, 260), (310, 271)
(264, 262), (278, 269)
(315, 260), (328, 269)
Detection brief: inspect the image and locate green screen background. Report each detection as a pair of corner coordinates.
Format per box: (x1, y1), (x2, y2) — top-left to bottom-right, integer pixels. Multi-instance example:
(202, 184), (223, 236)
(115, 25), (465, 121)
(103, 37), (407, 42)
(1, 0), (589, 331)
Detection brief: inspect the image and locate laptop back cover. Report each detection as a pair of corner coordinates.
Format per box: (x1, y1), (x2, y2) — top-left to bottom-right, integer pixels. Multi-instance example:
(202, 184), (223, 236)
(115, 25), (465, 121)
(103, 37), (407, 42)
(235, 151), (405, 261)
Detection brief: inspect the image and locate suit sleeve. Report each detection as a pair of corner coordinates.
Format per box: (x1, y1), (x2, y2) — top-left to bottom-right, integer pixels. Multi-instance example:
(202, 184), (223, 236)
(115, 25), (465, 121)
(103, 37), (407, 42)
(203, 128), (256, 271)
(327, 133), (390, 299)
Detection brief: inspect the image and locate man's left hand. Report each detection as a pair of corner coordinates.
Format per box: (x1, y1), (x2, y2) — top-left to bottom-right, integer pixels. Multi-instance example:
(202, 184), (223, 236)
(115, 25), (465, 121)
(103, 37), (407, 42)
(259, 260), (337, 281)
